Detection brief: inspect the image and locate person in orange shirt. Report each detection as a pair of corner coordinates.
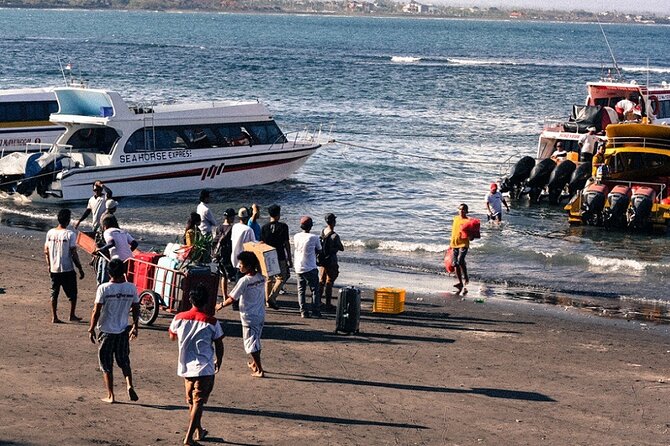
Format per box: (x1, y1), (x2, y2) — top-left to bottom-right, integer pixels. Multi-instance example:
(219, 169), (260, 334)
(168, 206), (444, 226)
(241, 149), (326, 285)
(449, 203), (470, 293)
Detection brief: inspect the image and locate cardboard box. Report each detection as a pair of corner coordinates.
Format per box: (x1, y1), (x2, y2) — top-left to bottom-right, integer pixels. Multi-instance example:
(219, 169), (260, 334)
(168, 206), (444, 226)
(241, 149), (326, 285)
(243, 242), (281, 277)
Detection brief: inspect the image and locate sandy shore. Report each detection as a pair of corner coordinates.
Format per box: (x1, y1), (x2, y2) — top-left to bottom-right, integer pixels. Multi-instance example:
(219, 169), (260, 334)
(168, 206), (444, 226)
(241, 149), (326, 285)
(0, 228), (669, 446)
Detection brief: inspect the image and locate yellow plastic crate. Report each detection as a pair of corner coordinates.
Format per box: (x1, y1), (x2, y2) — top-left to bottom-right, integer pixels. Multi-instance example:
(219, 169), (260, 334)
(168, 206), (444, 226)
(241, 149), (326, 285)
(373, 287), (405, 314)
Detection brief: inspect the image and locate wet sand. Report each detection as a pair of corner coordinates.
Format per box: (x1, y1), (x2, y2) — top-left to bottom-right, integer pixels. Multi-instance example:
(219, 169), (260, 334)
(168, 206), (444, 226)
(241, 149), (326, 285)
(0, 228), (669, 445)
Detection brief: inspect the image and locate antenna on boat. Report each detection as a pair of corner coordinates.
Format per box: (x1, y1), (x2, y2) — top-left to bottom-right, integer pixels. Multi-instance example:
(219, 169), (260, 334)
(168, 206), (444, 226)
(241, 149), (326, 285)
(596, 16), (621, 80)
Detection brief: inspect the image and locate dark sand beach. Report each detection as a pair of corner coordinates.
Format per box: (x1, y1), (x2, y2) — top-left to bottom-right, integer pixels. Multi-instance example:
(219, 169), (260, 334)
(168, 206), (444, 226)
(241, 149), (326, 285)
(0, 228), (669, 445)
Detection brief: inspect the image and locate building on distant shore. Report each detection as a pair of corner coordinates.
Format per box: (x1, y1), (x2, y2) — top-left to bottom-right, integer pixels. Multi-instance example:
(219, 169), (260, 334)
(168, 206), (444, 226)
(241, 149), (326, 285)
(402, 0), (436, 14)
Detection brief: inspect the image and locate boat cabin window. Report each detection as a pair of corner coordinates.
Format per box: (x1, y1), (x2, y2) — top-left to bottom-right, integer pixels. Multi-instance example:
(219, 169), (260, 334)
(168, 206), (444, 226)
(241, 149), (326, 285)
(0, 100), (58, 122)
(64, 127), (120, 155)
(124, 121), (286, 153)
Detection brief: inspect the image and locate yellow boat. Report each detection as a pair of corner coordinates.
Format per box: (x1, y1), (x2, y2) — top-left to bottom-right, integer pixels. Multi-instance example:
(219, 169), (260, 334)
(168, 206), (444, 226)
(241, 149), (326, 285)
(565, 120), (670, 231)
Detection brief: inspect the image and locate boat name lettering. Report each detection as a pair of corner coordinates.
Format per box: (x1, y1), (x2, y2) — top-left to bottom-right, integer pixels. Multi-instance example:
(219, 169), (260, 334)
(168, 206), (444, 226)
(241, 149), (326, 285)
(1, 138), (33, 147)
(119, 150), (192, 163)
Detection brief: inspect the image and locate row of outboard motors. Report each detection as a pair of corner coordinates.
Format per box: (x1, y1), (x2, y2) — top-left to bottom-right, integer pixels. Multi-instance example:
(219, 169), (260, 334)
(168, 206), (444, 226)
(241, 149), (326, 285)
(500, 155), (592, 204)
(581, 184), (657, 229)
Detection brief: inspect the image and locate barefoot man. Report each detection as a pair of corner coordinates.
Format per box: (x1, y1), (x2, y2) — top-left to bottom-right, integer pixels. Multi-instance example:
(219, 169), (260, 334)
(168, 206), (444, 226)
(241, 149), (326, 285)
(88, 258), (140, 403)
(449, 203), (471, 293)
(170, 285), (224, 446)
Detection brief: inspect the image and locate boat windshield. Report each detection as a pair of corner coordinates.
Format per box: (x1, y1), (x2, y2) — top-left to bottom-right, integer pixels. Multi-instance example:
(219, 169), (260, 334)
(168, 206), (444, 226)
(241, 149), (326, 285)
(63, 127), (120, 155)
(608, 152), (670, 178)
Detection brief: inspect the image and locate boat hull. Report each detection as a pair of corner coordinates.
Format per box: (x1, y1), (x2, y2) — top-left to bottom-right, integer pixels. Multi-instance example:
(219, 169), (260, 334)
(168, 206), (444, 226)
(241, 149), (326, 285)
(43, 144), (319, 201)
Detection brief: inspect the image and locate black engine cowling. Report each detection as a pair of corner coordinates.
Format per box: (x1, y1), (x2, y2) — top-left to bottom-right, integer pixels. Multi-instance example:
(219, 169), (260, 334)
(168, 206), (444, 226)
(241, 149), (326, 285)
(628, 187), (656, 230)
(568, 162), (592, 196)
(603, 185), (631, 228)
(581, 183), (609, 226)
(547, 160), (576, 204)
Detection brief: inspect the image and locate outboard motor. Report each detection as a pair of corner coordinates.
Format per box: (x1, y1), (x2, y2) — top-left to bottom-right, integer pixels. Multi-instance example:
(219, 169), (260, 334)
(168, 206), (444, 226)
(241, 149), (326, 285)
(500, 156), (535, 198)
(628, 186), (656, 230)
(546, 160), (576, 204)
(526, 158), (556, 202)
(568, 162), (592, 197)
(14, 152), (63, 197)
(603, 185), (631, 229)
(581, 183), (609, 226)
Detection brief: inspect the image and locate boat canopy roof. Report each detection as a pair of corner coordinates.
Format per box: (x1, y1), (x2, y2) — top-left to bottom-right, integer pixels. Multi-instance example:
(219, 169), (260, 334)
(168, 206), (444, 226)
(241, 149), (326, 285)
(0, 87), (55, 103)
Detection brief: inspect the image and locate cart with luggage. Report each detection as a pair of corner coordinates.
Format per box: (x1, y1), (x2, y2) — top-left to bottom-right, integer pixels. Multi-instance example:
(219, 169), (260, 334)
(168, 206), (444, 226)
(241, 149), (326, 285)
(127, 251), (219, 326)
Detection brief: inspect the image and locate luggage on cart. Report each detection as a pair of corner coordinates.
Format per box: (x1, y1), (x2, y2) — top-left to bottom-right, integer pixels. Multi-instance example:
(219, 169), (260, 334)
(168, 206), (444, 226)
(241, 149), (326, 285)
(181, 266), (219, 315)
(154, 256), (182, 309)
(127, 251), (162, 291)
(335, 286), (361, 334)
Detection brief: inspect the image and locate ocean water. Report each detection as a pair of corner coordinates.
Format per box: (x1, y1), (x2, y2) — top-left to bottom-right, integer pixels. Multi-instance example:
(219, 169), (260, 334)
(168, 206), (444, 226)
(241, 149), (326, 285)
(1, 9), (669, 302)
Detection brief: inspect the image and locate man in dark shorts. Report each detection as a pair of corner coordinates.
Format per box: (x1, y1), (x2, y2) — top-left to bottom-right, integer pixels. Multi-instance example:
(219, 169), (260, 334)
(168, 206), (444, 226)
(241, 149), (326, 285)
(170, 285), (224, 446)
(44, 209), (85, 323)
(449, 203), (471, 293)
(88, 259), (140, 403)
(260, 204), (292, 310)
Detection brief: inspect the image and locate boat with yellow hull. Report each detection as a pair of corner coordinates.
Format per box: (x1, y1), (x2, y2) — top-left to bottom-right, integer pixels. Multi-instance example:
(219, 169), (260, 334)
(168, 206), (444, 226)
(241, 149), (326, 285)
(565, 121), (670, 231)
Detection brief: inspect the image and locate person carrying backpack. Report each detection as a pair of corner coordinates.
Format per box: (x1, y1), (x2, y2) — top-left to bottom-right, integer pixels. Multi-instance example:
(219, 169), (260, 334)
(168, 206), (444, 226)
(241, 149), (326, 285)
(212, 208), (236, 297)
(318, 213), (344, 312)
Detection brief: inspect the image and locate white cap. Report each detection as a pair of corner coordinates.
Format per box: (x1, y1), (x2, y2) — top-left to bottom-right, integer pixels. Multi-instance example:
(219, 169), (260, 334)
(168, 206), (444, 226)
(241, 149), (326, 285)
(105, 199), (118, 209)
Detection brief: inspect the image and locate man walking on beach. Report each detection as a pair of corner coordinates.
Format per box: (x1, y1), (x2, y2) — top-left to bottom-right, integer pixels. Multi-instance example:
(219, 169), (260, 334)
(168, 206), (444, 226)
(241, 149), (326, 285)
(44, 209), (85, 323)
(319, 213), (344, 312)
(169, 285), (224, 446)
(260, 204), (292, 310)
(88, 258), (140, 403)
(197, 190), (217, 237)
(74, 180), (112, 232)
(449, 204), (470, 293)
(293, 216), (322, 318)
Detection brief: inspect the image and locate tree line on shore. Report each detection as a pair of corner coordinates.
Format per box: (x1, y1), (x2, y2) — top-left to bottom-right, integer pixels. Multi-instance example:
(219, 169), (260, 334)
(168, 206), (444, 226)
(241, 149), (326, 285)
(0, 0), (666, 24)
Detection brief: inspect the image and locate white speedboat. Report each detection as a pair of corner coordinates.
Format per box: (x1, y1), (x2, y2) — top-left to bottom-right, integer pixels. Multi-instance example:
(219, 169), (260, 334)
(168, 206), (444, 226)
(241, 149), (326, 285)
(0, 87), (321, 200)
(0, 87), (65, 156)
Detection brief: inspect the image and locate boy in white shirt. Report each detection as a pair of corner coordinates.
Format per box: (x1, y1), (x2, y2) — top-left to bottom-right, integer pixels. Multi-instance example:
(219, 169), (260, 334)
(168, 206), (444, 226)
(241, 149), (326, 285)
(293, 216), (322, 318)
(170, 285), (224, 446)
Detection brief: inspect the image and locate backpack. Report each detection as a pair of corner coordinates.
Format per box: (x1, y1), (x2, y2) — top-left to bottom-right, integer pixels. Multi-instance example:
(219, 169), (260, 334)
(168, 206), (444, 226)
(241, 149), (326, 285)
(212, 224), (233, 263)
(317, 230), (336, 266)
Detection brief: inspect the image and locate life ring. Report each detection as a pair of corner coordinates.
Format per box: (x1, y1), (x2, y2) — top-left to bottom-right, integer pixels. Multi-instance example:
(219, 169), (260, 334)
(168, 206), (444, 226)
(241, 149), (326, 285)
(650, 95), (660, 116)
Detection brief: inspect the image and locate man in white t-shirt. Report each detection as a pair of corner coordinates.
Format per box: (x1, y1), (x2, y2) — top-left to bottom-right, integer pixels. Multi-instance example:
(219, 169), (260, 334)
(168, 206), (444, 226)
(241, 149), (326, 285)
(293, 216), (322, 318)
(169, 285), (224, 446)
(88, 259), (140, 404)
(196, 189), (217, 236)
(230, 207), (256, 276)
(97, 215), (138, 263)
(578, 127), (599, 163)
(74, 181), (112, 232)
(44, 208), (85, 323)
(485, 183), (510, 223)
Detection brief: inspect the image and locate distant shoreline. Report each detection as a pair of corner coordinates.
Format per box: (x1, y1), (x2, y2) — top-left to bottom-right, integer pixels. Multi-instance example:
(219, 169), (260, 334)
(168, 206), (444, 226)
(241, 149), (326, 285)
(0, 4), (667, 25)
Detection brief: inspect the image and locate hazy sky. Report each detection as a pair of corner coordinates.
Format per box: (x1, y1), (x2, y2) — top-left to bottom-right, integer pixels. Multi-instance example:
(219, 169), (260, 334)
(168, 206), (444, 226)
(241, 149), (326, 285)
(436, 1), (670, 16)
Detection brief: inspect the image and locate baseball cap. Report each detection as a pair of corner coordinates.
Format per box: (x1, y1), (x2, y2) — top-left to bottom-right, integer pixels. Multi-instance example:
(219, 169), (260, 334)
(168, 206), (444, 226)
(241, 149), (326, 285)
(105, 199), (118, 209)
(490, 183), (497, 192)
(238, 207), (249, 218)
(223, 208), (235, 217)
(587, 126), (596, 132)
(300, 216), (312, 226)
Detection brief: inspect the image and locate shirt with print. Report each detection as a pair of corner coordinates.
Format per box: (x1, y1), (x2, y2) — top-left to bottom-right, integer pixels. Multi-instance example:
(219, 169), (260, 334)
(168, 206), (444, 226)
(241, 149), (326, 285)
(169, 307), (224, 378)
(95, 281), (139, 334)
(230, 273), (266, 327)
(103, 227), (135, 261)
(293, 232), (321, 273)
(45, 228), (77, 273)
(260, 221), (290, 261)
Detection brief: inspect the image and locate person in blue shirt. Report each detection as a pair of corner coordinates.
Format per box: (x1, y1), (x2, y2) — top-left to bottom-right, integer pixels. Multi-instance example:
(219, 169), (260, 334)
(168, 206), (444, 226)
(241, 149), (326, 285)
(247, 203), (262, 240)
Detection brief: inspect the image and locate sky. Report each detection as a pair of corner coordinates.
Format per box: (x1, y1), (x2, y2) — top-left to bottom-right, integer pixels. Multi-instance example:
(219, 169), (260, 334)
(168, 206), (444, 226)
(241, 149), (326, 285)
(435, 1), (670, 16)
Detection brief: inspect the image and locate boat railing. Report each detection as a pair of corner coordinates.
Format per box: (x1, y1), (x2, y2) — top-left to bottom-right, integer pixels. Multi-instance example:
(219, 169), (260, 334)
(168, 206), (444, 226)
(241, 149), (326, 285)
(269, 124), (333, 151)
(608, 179), (667, 199)
(608, 136), (670, 150)
(542, 117), (566, 131)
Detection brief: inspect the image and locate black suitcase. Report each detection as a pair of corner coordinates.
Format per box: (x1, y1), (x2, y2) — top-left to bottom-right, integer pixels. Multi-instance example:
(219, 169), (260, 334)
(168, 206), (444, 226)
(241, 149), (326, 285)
(335, 286), (361, 334)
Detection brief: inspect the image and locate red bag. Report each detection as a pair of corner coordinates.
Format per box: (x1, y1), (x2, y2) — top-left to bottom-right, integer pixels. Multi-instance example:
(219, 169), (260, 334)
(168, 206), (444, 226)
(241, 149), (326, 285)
(444, 248), (455, 274)
(460, 218), (481, 241)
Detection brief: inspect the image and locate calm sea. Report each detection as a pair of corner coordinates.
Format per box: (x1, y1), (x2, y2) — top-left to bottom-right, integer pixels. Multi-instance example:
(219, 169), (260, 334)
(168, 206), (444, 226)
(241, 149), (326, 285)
(1, 9), (669, 302)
